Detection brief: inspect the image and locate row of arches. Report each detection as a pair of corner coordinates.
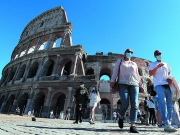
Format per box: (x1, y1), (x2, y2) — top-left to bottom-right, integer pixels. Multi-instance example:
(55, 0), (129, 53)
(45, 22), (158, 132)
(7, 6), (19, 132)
(12, 33), (64, 61)
(1, 58), (74, 86)
(0, 91), (121, 119)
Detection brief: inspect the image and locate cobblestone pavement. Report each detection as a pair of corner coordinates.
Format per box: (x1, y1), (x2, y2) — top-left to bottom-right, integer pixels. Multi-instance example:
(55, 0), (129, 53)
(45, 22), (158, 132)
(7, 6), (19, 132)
(0, 115), (180, 135)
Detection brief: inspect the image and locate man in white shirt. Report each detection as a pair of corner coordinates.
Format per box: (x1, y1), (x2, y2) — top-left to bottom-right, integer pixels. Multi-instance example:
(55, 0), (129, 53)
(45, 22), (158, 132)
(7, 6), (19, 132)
(149, 50), (177, 132)
(113, 111), (117, 123)
(147, 97), (156, 126)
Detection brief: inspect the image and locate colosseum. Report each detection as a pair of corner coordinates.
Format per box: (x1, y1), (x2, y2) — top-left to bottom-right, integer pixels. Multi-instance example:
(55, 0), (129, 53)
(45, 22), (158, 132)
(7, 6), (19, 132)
(0, 6), (152, 120)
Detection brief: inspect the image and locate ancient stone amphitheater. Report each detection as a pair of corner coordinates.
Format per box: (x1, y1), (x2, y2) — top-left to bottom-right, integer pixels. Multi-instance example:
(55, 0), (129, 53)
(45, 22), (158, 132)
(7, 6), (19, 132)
(0, 6), (151, 119)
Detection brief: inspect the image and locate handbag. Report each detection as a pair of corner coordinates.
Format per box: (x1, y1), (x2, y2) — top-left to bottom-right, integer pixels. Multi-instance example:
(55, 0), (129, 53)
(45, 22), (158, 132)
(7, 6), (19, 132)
(112, 59), (122, 93)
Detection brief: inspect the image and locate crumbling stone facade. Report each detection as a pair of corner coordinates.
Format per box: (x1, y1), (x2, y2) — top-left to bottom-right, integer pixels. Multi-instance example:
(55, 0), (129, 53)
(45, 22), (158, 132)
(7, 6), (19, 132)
(0, 6), (152, 119)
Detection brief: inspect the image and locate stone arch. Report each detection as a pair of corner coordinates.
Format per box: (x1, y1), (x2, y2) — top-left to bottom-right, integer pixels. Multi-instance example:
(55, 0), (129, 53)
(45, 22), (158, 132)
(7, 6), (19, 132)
(12, 48), (20, 60)
(86, 68), (94, 75)
(51, 92), (66, 118)
(27, 39), (37, 54)
(20, 44), (28, 57)
(60, 58), (72, 75)
(33, 92), (45, 117)
(38, 36), (48, 50)
(138, 67), (143, 76)
(100, 67), (111, 80)
(144, 61), (150, 67)
(42, 59), (54, 76)
(3, 94), (15, 113)
(16, 64), (26, 80)
(27, 61), (39, 78)
(0, 95), (5, 109)
(17, 93), (29, 114)
(100, 98), (111, 120)
(8, 67), (17, 82)
(1, 69), (8, 85)
(53, 33), (63, 48)
(82, 54), (87, 63)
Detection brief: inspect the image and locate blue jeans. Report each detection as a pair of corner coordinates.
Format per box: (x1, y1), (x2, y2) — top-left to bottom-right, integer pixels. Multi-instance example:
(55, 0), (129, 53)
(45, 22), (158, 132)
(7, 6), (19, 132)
(154, 85), (173, 125)
(119, 84), (139, 123)
(153, 96), (159, 110)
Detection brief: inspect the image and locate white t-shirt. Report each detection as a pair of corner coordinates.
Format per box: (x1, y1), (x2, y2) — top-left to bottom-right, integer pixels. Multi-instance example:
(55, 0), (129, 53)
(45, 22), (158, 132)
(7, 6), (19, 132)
(113, 112), (117, 117)
(149, 61), (171, 87)
(147, 100), (155, 108)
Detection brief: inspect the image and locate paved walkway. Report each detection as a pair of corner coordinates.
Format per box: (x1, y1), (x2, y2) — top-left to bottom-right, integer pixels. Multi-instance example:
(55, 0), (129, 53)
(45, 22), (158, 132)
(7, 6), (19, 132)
(0, 114), (180, 135)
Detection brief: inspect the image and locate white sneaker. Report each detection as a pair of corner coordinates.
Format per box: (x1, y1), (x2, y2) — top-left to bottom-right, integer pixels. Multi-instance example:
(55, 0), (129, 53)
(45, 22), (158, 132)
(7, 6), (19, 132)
(172, 124), (178, 129)
(164, 125), (178, 132)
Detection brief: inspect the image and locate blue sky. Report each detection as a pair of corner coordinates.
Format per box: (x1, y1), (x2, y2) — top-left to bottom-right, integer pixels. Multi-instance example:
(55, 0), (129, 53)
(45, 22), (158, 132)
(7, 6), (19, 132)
(0, 0), (180, 83)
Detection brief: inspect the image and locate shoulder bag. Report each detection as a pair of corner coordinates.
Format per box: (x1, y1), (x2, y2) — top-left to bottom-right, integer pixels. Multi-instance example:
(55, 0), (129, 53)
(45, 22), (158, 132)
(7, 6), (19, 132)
(112, 59), (122, 93)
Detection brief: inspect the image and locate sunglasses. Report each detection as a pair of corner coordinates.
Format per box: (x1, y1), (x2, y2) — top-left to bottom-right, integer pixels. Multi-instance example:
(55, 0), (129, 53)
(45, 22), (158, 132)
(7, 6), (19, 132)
(126, 50), (133, 54)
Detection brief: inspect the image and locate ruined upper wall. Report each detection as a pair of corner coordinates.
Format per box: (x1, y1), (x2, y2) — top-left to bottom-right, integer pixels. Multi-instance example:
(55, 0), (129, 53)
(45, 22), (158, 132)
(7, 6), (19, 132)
(19, 6), (68, 43)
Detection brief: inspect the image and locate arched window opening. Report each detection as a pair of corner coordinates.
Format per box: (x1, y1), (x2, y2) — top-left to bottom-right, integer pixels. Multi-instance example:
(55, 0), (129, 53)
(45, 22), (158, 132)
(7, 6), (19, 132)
(42, 60), (54, 76)
(86, 68), (94, 75)
(100, 98), (111, 120)
(27, 40), (37, 54)
(63, 61), (72, 75)
(33, 92), (45, 117)
(0, 95), (5, 109)
(146, 79), (152, 94)
(40, 22), (44, 27)
(1, 69), (8, 84)
(16, 64), (26, 80)
(100, 67), (111, 80)
(55, 94), (65, 118)
(13, 48), (20, 60)
(2, 94), (15, 113)
(82, 54), (86, 63)
(20, 44), (28, 57)
(138, 68), (143, 76)
(53, 37), (62, 48)
(145, 61), (149, 67)
(18, 93), (29, 114)
(8, 67), (17, 82)
(27, 62), (39, 78)
(39, 37), (48, 50)
(100, 75), (110, 81)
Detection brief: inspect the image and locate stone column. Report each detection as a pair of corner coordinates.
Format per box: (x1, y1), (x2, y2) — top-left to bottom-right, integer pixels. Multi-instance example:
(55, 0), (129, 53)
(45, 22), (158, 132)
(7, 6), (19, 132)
(22, 59), (31, 80)
(34, 37), (42, 52)
(43, 87), (53, 117)
(51, 54), (61, 77)
(60, 29), (72, 47)
(44, 87), (53, 106)
(46, 34), (54, 50)
(10, 99), (18, 113)
(17, 45), (24, 58)
(3, 68), (13, 85)
(12, 63), (21, 83)
(70, 52), (79, 75)
(29, 94), (36, 112)
(24, 99), (32, 114)
(67, 87), (73, 108)
(33, 56), (45, 81)
(0, 102), (6, 113)
(25, 41), (32, 55)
